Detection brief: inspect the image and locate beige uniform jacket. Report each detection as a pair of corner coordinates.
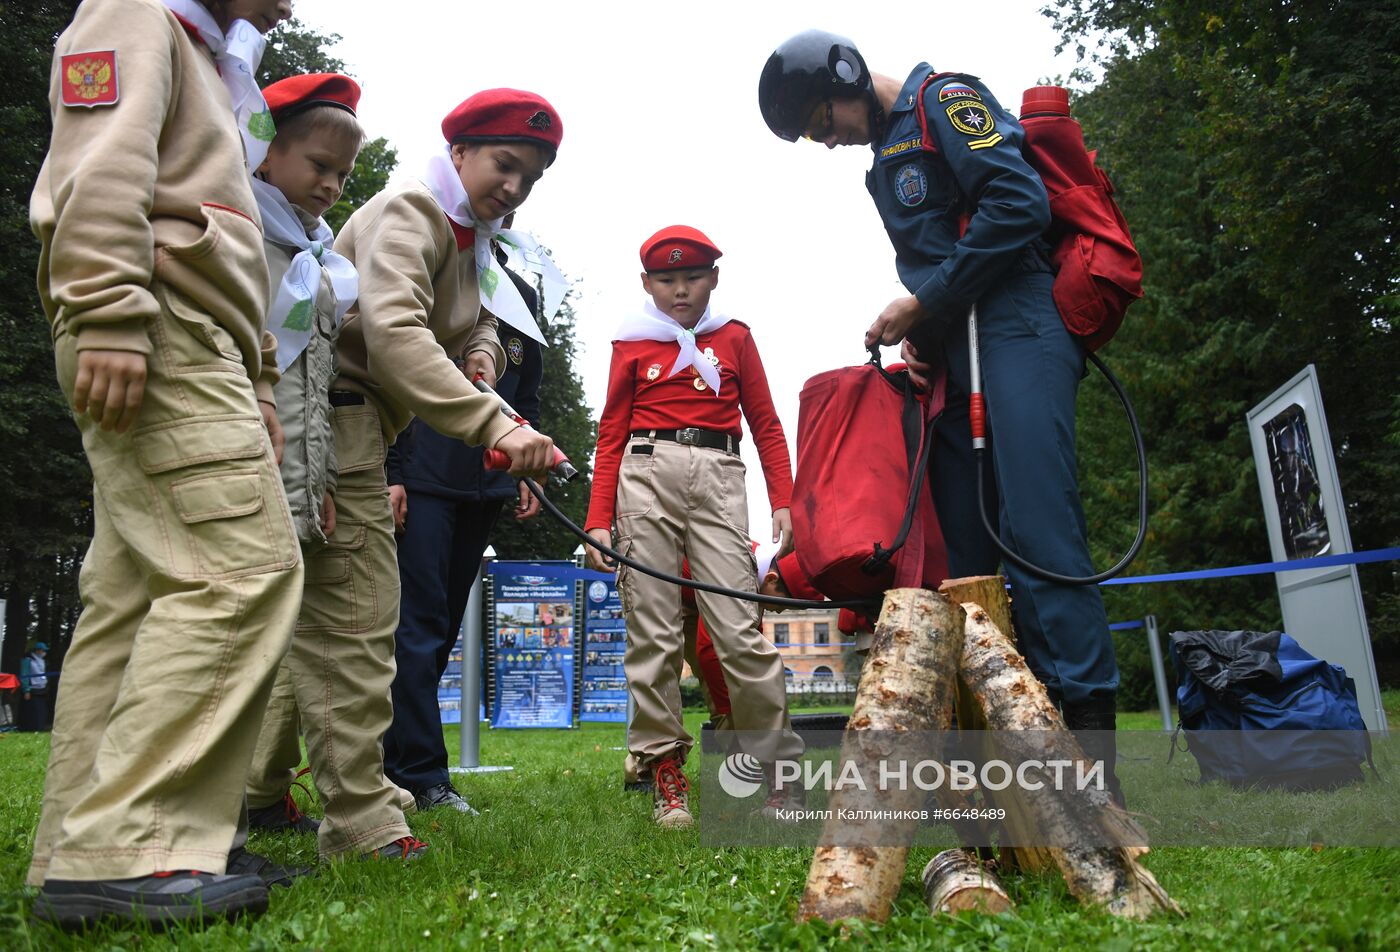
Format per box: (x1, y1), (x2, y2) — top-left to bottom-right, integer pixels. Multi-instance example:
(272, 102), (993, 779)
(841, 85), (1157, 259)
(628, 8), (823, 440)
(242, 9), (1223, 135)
(332, 179), (515, 448)
(30, 0), (278, 402)
(267, 204), (340, 545)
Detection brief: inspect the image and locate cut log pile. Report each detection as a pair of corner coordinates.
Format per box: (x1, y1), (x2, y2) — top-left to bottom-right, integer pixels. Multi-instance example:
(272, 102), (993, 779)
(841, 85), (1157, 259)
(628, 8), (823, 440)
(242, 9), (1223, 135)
(797, 582), (1183, 925)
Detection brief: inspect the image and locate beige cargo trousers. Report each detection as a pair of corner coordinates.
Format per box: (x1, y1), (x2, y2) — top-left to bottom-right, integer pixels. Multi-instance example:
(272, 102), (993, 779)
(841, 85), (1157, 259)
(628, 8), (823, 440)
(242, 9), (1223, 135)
(615, 437), (802, 767)
(242, 401), (413, 858)
(28, 291), (303, 886)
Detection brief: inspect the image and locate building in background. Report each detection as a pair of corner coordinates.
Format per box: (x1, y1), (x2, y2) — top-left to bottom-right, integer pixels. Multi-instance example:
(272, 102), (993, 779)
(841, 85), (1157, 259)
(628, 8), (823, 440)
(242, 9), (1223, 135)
(765, 608), (843, 680)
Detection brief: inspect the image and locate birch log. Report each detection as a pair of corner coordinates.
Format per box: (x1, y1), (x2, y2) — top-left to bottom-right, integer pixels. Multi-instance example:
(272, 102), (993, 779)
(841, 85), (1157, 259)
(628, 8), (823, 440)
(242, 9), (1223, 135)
(939, 576), (1054, 875)
(796, 589), (964, 924)
(960, 604), (1182, 919)
(922, 848), (1014, 916)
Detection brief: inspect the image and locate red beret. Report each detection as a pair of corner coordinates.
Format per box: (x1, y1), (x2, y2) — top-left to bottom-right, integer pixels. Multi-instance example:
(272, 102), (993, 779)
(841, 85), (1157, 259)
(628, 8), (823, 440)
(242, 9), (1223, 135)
(639, 225), (723, 272)
(441, 88), (563, 162)
(263, 73), (361, 119)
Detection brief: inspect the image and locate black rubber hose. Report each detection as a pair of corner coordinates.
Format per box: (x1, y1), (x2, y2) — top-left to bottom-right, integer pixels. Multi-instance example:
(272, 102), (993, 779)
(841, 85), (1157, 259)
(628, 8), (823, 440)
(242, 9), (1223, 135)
(523, 478), (882, 613)
(975, 349), (1148, 585)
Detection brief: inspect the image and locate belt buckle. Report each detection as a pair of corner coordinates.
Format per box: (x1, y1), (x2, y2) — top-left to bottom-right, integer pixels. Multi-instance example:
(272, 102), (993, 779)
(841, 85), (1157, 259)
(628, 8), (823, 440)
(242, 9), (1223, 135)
(675, 428), (701, 446)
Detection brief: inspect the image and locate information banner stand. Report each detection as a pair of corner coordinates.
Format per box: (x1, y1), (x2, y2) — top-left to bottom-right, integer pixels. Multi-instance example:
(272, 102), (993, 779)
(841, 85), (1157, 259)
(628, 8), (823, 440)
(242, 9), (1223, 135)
(581, 578), (628, 723)
(486, 561), (578, 729)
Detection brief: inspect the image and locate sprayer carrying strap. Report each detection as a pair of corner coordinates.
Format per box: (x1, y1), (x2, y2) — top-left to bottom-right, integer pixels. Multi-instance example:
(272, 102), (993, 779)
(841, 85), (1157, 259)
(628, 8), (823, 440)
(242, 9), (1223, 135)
(862, 347), (940, 576)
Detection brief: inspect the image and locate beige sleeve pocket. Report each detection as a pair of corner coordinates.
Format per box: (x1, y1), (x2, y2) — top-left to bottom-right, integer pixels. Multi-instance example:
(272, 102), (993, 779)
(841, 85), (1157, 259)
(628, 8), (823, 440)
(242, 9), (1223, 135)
(154, 203), (271, 373)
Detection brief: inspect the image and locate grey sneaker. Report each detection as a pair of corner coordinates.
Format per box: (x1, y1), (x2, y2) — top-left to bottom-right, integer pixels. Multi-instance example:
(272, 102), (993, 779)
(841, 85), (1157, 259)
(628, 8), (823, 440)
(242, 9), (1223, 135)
(414, 782), (479, 815)
(226, 847), (313, 889)
(365, 836), (429, 861)
(33, 871), (268, 930)
(247, 793), (321, 834)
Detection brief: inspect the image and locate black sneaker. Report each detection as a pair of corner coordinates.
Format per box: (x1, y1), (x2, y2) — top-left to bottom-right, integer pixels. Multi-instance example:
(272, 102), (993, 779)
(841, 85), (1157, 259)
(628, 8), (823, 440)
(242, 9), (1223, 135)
(413, 782), (479, 815)
(365, 836), (429, 861)
(247, 793), (321, 834)
(33, 871), (268, 930)
(227, 847), (313, 889)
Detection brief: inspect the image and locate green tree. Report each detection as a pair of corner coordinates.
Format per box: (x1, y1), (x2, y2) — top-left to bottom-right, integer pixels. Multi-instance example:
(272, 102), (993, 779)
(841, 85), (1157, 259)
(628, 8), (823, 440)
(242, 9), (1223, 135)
(0, 1), (91, 676)
(491, 290), (598, 561)
(1047, 0), (1400, 698)
(257, 18), (346, 82)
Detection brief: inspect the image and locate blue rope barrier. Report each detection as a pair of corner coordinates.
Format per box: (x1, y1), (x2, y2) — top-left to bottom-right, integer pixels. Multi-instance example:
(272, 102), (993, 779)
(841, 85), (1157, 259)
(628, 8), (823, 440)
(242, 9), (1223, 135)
(1098, 546), (1400, 587)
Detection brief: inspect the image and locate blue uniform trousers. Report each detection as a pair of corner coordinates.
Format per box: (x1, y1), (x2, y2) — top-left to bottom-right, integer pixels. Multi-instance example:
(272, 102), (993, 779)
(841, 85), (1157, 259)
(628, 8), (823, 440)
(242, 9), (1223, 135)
(383, 492), (504, 793)
(929, 270), (1118, 704)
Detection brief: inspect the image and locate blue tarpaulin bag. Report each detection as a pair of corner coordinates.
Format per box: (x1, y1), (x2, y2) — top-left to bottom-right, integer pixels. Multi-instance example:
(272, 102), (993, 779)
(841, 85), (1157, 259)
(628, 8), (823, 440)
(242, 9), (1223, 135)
(1169, 630), (1373, 791)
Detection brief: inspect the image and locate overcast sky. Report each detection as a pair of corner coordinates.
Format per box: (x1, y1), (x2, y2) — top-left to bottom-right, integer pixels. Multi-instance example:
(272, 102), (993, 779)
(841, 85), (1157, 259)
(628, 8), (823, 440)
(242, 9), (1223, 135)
(289, 0), (1086, 537)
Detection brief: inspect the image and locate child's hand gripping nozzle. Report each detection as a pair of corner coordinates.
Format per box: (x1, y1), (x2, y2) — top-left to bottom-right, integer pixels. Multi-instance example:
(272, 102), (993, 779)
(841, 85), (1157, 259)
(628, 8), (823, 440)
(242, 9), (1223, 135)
(474, 375), (579, 482)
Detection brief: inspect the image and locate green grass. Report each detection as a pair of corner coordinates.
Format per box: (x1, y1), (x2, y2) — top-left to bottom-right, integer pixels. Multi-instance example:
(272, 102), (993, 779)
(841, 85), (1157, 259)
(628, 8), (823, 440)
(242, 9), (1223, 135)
(1, 696), (1397, 950)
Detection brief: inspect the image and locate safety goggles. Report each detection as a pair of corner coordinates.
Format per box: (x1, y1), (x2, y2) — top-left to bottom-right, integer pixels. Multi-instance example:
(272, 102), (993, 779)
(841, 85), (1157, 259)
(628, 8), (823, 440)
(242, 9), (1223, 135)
(802, 100), (834, 142)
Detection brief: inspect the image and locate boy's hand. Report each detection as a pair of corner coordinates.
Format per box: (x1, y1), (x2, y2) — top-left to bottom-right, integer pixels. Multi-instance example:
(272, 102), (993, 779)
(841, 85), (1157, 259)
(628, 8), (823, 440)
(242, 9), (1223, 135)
(259, 400), (284, 465)
(585, 528), (616, 572)
(900, 339), (935, 392)
(321, 492), (337, 536)
(463, 350), (497, 388)
(493, 426), (554, 479)
(389, 484), (407, 533)
(513, 480), (542, 521)
(772, 507), (794, 558)
(865, 294), (927, 349)
(73, 349), (147, 433)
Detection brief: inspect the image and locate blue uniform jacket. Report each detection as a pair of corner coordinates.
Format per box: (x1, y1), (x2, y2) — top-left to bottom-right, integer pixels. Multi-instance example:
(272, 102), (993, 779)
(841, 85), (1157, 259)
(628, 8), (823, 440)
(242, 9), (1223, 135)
(386, 271), (544, 503)
(867, 65), (1051, 330)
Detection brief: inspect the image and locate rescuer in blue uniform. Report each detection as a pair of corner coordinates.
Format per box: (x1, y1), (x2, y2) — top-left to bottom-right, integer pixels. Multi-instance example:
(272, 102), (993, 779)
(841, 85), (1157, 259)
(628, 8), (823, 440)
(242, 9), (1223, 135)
(759, 30), (1122, 800)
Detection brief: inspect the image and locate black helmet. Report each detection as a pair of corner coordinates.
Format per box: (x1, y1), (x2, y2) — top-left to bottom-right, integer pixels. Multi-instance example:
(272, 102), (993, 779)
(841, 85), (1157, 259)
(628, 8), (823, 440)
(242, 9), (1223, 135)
(758, 30), (871, 142)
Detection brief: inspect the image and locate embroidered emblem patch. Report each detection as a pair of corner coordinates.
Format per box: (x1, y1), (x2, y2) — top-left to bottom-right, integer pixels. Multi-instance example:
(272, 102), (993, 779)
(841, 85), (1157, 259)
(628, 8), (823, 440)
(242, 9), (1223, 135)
(693, 375), (708, 391)
(527, 110), (552, 129)
(669, 248), (683, 264)
(61, 51), (119, 108)
(895, 163), (928, 207)
(879, 136), (922, 162)
(938, 82), (981, 103)
(646, 363), (662, 381)
(702, 346), (719, 367)
(508, 338), (524, 365)
(946, 101), (994, 136)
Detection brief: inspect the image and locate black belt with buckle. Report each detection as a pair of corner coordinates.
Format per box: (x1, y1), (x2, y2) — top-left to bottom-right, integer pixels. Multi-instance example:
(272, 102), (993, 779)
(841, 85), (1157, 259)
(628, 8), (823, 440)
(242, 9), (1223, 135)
(631, 428), (740, 454)
(329, 391), (366, 407)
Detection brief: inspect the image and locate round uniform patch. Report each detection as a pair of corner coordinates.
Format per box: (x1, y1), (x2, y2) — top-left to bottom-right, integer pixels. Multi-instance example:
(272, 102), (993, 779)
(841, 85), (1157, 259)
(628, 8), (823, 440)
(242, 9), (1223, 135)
(507, 338), (524, 365)
(646, 363), (662, 381)
(946, 100), (995, 136)
(693, 375), (707, 391)
(895, 163), (929, 207)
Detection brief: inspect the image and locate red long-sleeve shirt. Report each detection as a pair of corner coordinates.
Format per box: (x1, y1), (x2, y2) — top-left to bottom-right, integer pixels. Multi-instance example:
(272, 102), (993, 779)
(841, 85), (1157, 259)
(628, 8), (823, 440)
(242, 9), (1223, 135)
(585, 319), (792, 531)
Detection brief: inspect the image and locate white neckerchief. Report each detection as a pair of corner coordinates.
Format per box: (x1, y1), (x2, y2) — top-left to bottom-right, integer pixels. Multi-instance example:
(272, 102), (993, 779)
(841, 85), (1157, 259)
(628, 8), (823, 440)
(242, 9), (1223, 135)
(161, 0), (274, 169)
(421, 147), (568, 345)
(614, 301), (732, 396)
(252, 178), (358, 371)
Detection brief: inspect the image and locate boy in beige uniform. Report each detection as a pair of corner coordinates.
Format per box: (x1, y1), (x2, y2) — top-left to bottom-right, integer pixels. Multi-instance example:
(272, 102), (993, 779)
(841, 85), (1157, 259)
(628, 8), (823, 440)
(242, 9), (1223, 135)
(234, 72), (418, 868)
(28, 0), (300, 929)
(306, 88), (562, 860)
